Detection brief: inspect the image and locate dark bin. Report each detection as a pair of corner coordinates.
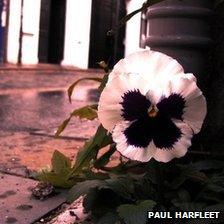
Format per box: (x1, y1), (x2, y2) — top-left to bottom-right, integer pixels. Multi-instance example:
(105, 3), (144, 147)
(141, 0), (213, 76)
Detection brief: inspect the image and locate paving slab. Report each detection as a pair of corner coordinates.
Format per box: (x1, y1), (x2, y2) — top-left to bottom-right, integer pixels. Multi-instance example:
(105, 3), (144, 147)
(31, 119), (99, 140)
(0, 173), (66, 224)
(0, 131), (84, 172)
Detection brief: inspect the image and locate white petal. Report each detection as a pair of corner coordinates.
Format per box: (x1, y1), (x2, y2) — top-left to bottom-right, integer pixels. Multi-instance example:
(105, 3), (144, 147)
(184, 94), (207, 134)
(181, 73), (197, 82)
(112, 121), (155, 162)
(108, 49), (184, 83)
(165, 75), (207, 133)
(145, 85), (165, 105)
(98, 73), (151, 131)
(167, 74), (200, 99)
(152, 120), (193, 163)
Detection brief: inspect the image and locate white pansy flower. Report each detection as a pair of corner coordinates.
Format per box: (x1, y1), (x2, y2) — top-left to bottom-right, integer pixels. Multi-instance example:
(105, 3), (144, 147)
(98, 50), (207, 163)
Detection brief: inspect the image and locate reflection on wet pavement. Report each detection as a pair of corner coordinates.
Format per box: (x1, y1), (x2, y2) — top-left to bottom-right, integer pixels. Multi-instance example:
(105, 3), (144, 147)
(0, 70), (102, 172)
(0, 89), (99, 132)
(0, 91), (69, 132)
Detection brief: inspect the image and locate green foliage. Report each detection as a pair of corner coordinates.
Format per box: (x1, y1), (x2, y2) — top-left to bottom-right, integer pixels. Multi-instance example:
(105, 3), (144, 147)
(67, 174), (155, 219)
(69, 125), (112, 176)
(117, 200), (156, 224)
(97, 212), (119, 224)
(68, 179), (105, 203)
(35, 171), (74, 188)
(170, 167), (208, 190)
(98, 73), (109, 93)
(93, 144), (116, 169)
(67, 77), (102, 103)
(35, 150), (75, 188)
(70, 104), (98, 120)
(65, 160), (224, 222)
(37, 151), (224, 220)
(97, 61), (109, 73)
(215, 0), (224, 8)
(51, 150), (71, 175)
(55, 104), (98, 136)
(55, 61), (108, 137)
(108, 0), (166, 36)
(55, 117), (71, 137)
(38, 124), (111, 188)
(179, 160), (224, 171)
(80, 174), (156, 220)
(104, 175), (136, 201)
(97, 61), (109, 93)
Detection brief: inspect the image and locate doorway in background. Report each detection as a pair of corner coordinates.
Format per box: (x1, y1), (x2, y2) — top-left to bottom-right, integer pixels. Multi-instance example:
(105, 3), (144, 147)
(88, 0), (126, 68)
(38, 0), (66, 64)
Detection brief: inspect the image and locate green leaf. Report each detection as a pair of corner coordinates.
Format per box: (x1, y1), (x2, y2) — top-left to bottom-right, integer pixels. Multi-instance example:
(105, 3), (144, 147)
(68, 77), (102, 103)
(107, 8), (142, 36)
(214, 0), (224, 8)
(51, 150), (71, 175)
(171, 189), (196, 211)
(184, 160), (224, 171)
(177, 189), (191, 203)
(97, 61), (109, 73)
(35, 150), (74, 188)
(171, 169), (208, 189)
(55, 104), (98, 136)
(67, 179), (105, 203)
(97, 212), (119, 224)
(98, 73), (109, 93)
(185, 170), (208, 182)
(94, 144), (116, 169)
(69, 125), (112, 177)
(200, 193), (222, 203)
(55, 117), (71, 136)
(83, 186), (133, 218)
(134, 176), (155, 200)
(81, 169), (110, 180)
(35, 171), (75, 188)
(83, 187), (118, 217)
(204, 203), (224, 211)
(97, 60), (109, 92)
(70, 104), (98, 120)
(108, 0), (165, 36)
(206, 183), (224, 193)
(117, 200), (156, 224)
(172, 201), (206, 211)
(104, 176), (135, 200)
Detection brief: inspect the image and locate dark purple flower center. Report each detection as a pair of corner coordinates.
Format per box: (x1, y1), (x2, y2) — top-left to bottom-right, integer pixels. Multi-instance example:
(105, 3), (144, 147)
(120, 89), (185, 149)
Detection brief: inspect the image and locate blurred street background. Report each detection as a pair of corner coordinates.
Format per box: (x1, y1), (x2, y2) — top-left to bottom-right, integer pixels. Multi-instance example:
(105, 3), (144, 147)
(0, 1), (146, 223)
(1, 1), (223, 223)
(0, 65), (101, 174)
(0, 0), (145, 174)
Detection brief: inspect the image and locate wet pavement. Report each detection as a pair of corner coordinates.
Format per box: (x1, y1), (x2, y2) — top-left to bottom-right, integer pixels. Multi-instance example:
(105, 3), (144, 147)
(0, 173), (66, 224)
(0, 67), (102, 173)
(0, 66), (120, 224)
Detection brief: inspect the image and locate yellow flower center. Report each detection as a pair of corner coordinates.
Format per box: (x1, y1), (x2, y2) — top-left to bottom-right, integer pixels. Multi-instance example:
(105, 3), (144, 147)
(148, 106), (158, 118)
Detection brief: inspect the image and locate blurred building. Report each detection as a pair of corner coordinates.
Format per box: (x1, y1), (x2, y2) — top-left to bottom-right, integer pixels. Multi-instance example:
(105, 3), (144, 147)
(3, 0), (145, 68)
(0, 0), (7, 62)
